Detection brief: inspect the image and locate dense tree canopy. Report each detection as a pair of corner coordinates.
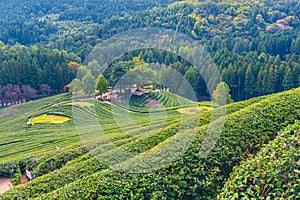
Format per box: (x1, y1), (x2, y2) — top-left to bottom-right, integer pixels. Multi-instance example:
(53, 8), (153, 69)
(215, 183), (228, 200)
(0, 0), (300, 102)
(0, 43), (79, 102)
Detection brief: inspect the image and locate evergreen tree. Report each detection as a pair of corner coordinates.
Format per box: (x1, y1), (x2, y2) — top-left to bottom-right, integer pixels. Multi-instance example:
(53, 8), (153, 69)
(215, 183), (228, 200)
(244, 65), (256, 98)
(282, 67), (294, 90)
(291, 36), (300, 55)
(184, 67), (201, 96)
(265, 66), (276, 94)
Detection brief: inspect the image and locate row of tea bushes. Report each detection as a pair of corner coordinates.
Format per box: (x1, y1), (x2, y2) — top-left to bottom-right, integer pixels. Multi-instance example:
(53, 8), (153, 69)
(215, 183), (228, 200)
(34, 146), (88, 177)
(37, 88), (300, 199)
(0, 143), (86, 183)
(0, 118), (187, 198)
(218, 121), (300, 199)
(0, 89), (278, 198)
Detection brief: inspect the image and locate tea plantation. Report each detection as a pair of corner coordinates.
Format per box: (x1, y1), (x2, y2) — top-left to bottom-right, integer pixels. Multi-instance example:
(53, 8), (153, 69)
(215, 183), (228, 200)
(0, 88), (299, 199)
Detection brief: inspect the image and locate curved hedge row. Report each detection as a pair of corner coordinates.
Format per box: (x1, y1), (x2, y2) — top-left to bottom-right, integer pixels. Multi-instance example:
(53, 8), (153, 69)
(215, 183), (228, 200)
(122, 90), (193, 112)
(34, 146), (88, 177)
(0, 144), (86, 184)
(218, 121), (300, 199)
(0, 90), (280, 199)
(36, 88), (300, 199)
(0, 119), (185, 198)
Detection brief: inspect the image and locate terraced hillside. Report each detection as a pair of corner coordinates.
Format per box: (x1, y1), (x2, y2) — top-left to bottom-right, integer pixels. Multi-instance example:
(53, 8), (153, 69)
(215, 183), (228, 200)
(219, 121), (300, 199)
(0, 88), (299, 199)
(0, 90), (192, 162)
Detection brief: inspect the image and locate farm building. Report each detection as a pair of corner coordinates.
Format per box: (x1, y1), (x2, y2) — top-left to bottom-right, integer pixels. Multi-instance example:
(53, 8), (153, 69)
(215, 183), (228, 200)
(132, 89), (145, 97)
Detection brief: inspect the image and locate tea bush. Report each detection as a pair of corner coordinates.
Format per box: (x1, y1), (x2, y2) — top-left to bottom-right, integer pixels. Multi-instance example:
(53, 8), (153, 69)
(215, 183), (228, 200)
(218, 121), (300, 199)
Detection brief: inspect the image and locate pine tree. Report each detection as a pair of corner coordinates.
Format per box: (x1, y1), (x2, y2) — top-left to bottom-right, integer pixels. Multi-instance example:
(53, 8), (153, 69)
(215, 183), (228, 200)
(244, 65), (256, 98)
(282, 67), (294, 90)
(265, 66), (276, 94)
(184, 67), (201, 96)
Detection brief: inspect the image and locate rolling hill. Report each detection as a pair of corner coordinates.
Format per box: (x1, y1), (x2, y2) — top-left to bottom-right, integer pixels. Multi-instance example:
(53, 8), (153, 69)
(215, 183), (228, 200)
(0, 0), (300, 199)
(0, 88), (299, 199)
(219, 121), (300, 199)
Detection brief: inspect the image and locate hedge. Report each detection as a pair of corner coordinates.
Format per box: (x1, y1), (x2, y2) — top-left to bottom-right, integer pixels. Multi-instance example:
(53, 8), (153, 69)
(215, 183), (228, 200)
(218, 121), (300, 199)
(36, 88), (300, 199)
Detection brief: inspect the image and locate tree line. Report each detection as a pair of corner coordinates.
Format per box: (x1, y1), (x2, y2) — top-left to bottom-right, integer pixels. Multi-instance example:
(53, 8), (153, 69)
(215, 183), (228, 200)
(98, 47), (299, 101)
(0, 42), (79, 102)
(0, 0), (299, 102)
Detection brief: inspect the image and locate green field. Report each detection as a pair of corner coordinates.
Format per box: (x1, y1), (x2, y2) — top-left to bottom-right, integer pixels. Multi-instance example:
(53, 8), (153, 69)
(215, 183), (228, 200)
(0, 88), (299, 199)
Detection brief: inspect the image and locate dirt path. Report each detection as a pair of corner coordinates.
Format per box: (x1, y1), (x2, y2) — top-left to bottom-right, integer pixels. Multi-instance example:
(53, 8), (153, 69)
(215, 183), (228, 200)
(20, 174), (28, 184)
(0, 178), (12, 194)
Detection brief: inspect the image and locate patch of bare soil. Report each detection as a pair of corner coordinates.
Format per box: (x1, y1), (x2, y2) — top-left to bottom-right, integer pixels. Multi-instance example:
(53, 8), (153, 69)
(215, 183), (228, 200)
(0, 109), (21, 118)
(146, 100), (162, 108)
(0, 178), (12, 194)
(20, 174), (28, 184)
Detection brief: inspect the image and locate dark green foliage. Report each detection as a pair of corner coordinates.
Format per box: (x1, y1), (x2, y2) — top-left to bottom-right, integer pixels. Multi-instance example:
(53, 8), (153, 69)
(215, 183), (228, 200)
(18, 156), (39, 174)
(0, 44), (79, 100)
(219, 121), (300, 199)
(23, 88), (300, 199)
(34, 147), (88, 177)
(1, 0), (300, 102)
(0, 156), (38, 186)
(0, 162), (19, 178)
(0, 0), (175, 46)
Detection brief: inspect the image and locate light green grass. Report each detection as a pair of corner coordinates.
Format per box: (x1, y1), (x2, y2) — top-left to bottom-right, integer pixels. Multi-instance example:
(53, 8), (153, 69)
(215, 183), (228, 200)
(177, 105), (212, 114)
(0, 89), (281, 198)
(65, 101), (94, 107)
(27, 115), (71, 125)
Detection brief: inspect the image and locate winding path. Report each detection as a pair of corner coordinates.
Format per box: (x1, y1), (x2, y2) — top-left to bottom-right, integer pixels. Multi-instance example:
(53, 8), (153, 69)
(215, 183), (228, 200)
(0, 178), (12, 194)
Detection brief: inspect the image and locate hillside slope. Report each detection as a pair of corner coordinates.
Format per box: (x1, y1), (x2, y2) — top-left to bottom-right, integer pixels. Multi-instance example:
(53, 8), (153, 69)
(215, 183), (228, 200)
(219, 121), (300, 199)
(1, 88), (299, 199)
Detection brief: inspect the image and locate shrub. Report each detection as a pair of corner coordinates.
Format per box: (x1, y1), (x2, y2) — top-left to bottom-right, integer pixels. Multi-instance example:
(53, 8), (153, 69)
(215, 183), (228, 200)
(34, 147), (88, 177)
(0, 161), (19, 178)
(218, 122), (300, 199)
(38, 88), (300, 199)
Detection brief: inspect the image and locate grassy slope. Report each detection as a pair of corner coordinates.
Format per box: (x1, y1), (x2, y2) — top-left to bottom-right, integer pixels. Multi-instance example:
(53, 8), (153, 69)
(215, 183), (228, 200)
(0, 94), (80, 163)
(0, 89), (277, 199)
(0, 91), (188, 163)
(0, 90), (202, 198)
(33, 88), (300, 199)
(0, 90), (299, 199)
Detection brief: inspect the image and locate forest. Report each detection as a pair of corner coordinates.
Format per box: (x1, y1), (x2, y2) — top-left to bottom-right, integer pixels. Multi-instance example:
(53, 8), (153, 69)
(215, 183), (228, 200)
(0, 0), (299, 101)
(0, 0), (300, 199)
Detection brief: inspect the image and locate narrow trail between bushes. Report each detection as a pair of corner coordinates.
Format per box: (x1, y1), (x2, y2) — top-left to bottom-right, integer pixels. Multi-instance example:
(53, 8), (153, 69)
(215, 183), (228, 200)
(0, 178), (12, 194)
